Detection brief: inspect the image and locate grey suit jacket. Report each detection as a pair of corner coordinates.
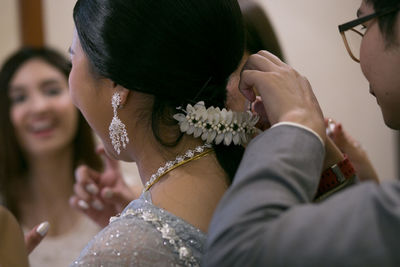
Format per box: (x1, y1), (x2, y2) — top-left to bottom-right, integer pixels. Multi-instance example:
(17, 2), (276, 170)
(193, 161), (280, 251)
(204, 125), (400, 267)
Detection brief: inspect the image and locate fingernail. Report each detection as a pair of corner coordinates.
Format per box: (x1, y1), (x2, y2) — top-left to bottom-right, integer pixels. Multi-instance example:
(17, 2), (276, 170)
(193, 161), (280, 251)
(74, 168), (81, 181)
(91, 199), (104, 211)
(104, 189), (113, 199)
(36, 221), (50, 237)
(326, 120), (336, 136)
(78, 200), (89, 210)
(86, 184), (99, 195)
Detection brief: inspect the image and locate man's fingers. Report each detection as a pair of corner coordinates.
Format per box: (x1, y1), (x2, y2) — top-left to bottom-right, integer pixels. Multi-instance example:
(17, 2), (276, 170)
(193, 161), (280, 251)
(257, 50), (286, 67)
(238, 70), (263, 102)
(242, 53), (279, 73)
(239, 51), (325, 138)
(252, 97), (267, 117)
(25, 222), (49, 254)
(252, 98), (271, 130)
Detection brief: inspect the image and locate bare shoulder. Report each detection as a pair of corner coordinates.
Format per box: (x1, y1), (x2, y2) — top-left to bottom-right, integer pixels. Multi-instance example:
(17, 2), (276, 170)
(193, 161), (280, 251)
(0, 205), (29, 267)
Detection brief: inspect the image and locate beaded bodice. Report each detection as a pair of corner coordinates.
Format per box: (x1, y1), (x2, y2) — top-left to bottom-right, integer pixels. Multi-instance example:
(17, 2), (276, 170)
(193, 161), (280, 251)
(71, 191), (206, 266)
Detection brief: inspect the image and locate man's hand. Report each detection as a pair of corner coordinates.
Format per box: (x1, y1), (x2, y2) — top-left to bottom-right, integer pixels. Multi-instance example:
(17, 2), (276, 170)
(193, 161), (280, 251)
(326, 118), (379, 182)
(239, 50), (326, 142)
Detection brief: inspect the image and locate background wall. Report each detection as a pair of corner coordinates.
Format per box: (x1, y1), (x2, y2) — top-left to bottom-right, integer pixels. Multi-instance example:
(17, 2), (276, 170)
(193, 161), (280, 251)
(0, 0), (20, 63)
(42, 0), (75, 54)
(0, 0), (397, 181)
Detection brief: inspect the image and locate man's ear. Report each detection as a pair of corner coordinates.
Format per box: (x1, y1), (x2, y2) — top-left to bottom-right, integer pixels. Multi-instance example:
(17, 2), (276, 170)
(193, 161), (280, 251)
(114, 83), (130, 107)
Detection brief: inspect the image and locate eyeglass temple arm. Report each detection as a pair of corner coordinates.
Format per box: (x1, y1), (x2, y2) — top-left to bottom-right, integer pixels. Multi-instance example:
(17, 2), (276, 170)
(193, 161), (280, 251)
(339, 32), (360, 63)
(338, 6), (399, 32)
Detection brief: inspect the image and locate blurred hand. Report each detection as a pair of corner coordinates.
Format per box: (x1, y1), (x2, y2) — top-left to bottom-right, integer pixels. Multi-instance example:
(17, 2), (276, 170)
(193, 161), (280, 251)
(70, 147), (142, 227)
(25, 221), (49, 254)
(326, 118), (379, 183)
(239, 50), (325, 141)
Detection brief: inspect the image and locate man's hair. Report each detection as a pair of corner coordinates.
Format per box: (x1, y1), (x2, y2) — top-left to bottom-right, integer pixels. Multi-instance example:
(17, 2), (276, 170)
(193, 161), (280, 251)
(366, 0), (399, 45)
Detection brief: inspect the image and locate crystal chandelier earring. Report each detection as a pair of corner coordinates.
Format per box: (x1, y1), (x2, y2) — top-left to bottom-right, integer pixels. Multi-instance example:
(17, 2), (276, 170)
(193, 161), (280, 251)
(109, 92), (129, 154)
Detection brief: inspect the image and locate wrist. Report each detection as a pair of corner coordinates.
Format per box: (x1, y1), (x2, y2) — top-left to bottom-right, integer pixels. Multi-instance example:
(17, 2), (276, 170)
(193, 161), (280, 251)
(323, 138), (345, 170)
(315, 154), (356, 202)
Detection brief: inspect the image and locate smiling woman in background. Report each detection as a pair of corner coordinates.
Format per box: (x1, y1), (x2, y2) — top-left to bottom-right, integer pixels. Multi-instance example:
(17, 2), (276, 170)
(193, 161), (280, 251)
(0, 47), (102, 266)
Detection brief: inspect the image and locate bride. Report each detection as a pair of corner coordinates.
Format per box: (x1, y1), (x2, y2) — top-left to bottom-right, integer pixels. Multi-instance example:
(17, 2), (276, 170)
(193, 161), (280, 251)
(69, 0), (258, 265)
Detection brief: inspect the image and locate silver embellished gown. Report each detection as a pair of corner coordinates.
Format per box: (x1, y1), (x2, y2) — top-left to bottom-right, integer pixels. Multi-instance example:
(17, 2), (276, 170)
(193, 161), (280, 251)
(71, 191), (206, 266)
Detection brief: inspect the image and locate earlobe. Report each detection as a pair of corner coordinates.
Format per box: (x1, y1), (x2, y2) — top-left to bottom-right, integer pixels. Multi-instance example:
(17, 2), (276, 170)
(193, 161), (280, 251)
(114, 84), (130, 106)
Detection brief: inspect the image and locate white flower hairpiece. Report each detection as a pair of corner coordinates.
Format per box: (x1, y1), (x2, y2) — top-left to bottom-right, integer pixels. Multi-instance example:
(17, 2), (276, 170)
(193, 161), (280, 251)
(173, 101), (260, 146)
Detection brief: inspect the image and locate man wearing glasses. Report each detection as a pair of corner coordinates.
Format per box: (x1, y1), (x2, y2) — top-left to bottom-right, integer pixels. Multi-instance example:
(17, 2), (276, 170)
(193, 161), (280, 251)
(204, 1), (400, 266)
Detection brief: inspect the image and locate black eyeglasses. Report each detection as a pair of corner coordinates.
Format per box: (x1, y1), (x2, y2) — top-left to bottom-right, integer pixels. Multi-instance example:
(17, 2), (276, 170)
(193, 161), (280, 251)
(338, 6), (399, 63)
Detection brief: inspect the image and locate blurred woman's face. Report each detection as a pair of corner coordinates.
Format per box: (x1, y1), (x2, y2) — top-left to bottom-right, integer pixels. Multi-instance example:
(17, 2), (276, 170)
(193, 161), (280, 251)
(9, 59), (79, 156)
(359, 1), (400, 129)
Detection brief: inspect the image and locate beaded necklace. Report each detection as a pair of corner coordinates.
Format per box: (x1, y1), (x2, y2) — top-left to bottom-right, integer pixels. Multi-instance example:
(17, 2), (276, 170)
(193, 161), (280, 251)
(143, 143), (213, 192)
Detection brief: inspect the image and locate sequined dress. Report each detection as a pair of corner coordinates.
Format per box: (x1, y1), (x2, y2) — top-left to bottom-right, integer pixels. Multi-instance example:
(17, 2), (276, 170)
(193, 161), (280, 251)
(71, 191), (206, 267)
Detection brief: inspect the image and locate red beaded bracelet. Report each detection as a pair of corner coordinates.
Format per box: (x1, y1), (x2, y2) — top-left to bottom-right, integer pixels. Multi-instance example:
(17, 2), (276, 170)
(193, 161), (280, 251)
(314, 155), (356, 202)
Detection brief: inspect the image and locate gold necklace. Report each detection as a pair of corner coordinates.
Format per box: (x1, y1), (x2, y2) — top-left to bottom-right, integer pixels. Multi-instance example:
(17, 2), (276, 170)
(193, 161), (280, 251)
(143, 144), (213, 192)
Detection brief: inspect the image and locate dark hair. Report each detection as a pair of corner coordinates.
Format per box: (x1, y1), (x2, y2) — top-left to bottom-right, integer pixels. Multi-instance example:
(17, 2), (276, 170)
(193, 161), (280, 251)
(73, 0), (245, 181)
(0, 47), (102, 219)
(240, 1), (285, 61)
(366, 0), (399, 45)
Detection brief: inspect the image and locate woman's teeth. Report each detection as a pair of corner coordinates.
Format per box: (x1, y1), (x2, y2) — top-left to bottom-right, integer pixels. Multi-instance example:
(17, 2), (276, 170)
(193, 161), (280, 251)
(31, 121), (53, 132)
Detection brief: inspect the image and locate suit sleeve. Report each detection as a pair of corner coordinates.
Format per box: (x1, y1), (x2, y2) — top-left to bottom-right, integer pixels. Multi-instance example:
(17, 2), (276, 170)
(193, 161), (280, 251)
(203, 125), (400, 267)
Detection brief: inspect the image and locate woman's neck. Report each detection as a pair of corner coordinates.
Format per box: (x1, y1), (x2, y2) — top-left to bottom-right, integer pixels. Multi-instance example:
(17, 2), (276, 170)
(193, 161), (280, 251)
(122, 93), (231, 233)
(19, 147), (80, 236)
(133, 135), (229, 233)
(133, 134), (209, 185)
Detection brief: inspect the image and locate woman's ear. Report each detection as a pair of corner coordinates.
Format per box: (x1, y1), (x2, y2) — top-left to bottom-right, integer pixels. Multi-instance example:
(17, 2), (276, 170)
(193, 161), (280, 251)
(114, 83), (130, 107)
